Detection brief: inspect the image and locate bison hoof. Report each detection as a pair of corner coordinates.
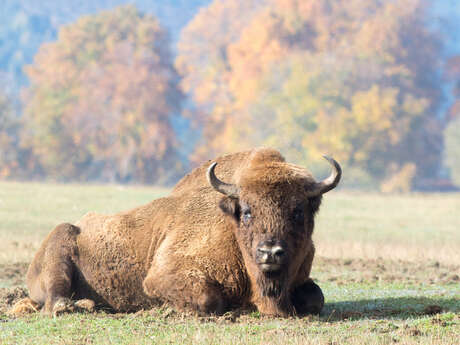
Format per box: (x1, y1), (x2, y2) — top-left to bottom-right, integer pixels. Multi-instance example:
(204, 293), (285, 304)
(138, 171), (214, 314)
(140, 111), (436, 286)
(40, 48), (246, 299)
(50, 297), (75, 316)
(74, 299), (95, 312)
(44, 298), (96, 316)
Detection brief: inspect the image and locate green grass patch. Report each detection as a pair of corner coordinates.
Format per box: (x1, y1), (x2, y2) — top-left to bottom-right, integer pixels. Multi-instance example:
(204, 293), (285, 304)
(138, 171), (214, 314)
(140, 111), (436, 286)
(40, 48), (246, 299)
(1, 280), (458, 345)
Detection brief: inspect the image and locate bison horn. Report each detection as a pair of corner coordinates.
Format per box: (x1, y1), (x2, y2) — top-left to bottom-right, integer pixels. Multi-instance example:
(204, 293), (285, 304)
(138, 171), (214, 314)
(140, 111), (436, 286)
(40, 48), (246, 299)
(207, 162), (239, 198)
(306, 156), (342, 197)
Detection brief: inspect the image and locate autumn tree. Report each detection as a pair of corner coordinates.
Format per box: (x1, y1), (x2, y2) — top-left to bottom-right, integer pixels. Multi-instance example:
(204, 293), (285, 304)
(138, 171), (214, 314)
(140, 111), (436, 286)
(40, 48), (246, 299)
(22, 5), (184, 183)
(178, 0), (445, 189)
(176, 0), (270, 162)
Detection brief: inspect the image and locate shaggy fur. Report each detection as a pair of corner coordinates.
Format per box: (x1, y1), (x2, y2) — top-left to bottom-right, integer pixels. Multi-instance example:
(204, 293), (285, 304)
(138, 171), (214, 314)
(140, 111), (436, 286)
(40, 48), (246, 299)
(16, 148), (339, 316)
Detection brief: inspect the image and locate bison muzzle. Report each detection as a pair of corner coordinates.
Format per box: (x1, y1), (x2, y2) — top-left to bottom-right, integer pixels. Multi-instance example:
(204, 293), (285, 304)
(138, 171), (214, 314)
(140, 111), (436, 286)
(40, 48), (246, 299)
(14, 148), (341, 317)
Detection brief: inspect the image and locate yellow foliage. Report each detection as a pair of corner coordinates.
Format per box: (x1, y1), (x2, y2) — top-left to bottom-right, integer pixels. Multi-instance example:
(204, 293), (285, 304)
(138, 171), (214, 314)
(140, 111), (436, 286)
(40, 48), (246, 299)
(380, 163), (417, 193)
(177, 0), (443, 188)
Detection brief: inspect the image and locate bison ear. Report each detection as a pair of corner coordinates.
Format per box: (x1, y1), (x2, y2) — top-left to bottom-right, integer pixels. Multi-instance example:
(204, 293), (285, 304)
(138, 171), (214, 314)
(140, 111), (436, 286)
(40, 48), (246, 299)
(218, 197), (240, 221)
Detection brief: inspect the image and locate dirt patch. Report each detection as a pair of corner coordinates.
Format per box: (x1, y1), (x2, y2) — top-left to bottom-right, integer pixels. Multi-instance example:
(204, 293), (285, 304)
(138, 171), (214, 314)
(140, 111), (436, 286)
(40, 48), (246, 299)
(0, 287), (28, 313)
(0, 262), (29, 314)
(0, 262), (28, 287)
(313, 257), (460, 285)
(424, 305), (443, 315)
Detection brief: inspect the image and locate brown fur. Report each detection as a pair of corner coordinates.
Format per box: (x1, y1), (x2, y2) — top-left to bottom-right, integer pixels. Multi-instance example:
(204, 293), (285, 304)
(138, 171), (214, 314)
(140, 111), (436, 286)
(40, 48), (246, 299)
(16, 148), (333, 316)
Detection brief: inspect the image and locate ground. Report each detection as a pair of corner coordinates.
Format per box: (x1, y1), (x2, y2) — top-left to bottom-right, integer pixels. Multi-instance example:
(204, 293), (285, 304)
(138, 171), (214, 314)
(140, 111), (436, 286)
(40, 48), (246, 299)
(0, 181), (458, 344)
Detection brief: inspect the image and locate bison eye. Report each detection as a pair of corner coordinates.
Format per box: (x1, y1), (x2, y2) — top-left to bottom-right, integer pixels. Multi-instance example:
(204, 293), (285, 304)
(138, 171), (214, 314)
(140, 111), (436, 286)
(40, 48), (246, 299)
(241, 207), (252, 225)
(292, 207), (304, 225)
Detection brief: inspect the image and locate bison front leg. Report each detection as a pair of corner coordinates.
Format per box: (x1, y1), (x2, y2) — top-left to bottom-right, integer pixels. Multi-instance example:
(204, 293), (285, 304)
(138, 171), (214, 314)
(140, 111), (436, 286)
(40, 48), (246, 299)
(291, 279), (324, 315)
(143, 269), (226, 315)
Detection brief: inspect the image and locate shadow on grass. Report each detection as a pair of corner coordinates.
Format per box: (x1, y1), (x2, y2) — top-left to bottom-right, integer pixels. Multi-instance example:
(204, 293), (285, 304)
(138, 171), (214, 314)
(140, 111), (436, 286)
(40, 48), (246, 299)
(321, 296), (460, 321)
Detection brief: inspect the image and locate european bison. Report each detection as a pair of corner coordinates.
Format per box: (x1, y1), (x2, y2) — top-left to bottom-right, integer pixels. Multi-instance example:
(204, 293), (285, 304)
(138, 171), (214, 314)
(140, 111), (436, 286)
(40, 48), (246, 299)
(14, 148), (341, 316)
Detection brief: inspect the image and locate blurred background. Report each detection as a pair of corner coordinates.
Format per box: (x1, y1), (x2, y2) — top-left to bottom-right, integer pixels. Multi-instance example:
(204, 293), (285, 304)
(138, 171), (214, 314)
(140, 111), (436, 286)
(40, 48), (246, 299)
(1, 0), (460, 192)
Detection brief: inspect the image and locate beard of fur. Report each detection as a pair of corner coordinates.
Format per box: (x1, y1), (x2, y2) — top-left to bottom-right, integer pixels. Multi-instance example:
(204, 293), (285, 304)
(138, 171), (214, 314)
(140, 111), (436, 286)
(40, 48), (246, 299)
(255, 269), (290, 312)
(257, 272), (285, 297)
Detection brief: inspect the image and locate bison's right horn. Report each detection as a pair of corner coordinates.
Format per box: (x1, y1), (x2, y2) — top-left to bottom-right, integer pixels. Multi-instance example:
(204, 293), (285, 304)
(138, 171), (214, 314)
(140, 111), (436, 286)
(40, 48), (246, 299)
(306, 156), (342, 197)
(207, 162), (239, 199)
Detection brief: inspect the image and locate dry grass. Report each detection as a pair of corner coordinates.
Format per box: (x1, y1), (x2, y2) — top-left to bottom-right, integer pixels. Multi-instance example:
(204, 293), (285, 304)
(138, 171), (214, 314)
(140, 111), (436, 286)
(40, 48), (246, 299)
(315, 191), (460, 265)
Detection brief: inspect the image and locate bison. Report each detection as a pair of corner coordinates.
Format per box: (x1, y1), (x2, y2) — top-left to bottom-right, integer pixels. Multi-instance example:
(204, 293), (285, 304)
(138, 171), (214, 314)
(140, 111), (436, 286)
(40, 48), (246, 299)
(14, 148), (341, 317)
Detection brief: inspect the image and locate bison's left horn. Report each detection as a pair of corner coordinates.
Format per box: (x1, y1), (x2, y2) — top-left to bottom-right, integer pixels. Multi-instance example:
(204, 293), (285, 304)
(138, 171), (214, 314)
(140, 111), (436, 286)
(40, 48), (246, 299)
(207, 162), (239, 199)
(306, 156), (342, 197)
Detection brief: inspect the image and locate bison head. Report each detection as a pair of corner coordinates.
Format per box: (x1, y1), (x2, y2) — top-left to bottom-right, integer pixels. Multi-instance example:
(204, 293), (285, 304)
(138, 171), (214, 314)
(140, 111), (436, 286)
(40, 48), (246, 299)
(207, 149), (341, 315)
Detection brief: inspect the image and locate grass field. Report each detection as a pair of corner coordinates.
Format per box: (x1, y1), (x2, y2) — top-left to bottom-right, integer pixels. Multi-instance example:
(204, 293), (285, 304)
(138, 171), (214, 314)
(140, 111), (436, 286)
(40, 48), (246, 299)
(0, 181), (459, 344)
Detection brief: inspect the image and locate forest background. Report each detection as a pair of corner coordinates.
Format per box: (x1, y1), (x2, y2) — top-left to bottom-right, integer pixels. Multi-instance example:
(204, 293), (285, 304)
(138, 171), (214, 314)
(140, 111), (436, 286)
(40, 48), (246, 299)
(1, 0), (460, 192)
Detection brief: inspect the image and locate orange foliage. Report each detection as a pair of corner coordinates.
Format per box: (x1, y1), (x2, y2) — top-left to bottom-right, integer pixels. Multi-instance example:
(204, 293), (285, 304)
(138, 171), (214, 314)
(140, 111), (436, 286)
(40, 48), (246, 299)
(178, 0), (444, 186)
(22, 5), (184, 183)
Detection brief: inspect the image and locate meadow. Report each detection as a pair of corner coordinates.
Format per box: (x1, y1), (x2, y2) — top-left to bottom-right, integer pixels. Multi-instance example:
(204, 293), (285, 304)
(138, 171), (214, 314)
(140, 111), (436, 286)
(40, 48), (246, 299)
(0, 181), (459, 344)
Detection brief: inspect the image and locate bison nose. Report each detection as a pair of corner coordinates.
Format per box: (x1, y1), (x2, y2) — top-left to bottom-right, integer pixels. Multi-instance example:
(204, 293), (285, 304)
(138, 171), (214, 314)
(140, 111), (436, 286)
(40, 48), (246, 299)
(272, 246), (285, 257)
(256, 244), (286, 263)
